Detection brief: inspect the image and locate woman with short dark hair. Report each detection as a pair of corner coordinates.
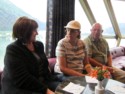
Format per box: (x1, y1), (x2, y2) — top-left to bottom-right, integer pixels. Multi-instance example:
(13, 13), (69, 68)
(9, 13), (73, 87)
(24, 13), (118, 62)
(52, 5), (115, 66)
(12, 17), (38, 43)
(1, 16), (59, 94)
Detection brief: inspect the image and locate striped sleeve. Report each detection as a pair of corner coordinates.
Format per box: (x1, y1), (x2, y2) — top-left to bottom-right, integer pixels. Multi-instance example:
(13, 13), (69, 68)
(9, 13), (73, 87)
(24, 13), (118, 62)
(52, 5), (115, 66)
(82, 41), (88, 55)
(56, 40), (66, 57)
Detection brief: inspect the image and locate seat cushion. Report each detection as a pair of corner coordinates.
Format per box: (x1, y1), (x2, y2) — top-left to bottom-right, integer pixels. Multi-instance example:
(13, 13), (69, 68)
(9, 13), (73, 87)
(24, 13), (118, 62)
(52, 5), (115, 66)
(48, 58), (56, 73)
(112, 56), (125, 69)
(110, 47), (125, 59)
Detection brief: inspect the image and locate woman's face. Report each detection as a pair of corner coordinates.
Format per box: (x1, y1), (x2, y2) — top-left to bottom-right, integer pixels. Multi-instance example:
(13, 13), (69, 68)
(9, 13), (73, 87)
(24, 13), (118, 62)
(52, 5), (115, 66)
(65, 28), (80, 41)
(30, 29), (38, 42)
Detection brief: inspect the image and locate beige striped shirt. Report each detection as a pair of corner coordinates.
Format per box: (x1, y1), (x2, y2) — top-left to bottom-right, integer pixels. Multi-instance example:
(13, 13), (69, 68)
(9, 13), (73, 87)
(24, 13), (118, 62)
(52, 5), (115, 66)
(54, 38), (86, 73)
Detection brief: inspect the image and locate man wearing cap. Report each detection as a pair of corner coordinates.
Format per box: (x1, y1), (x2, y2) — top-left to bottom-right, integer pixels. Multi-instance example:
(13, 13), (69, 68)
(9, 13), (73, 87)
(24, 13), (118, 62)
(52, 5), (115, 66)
(54, 20), (92, 80)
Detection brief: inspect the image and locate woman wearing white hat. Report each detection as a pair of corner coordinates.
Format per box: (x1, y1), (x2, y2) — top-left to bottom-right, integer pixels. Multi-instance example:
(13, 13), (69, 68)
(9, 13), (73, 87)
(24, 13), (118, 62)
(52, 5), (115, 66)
(54, 20), (92, 80)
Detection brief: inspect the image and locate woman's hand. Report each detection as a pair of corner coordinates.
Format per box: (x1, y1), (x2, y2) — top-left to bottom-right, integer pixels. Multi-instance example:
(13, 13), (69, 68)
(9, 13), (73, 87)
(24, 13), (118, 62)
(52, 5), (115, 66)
(46, 89), (55, 94)
(85, 63), (93, 73)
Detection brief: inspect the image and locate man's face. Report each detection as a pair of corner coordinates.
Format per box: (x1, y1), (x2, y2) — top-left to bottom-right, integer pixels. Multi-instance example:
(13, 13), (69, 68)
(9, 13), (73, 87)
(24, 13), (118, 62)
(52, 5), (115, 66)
(91, 24), (103, 40)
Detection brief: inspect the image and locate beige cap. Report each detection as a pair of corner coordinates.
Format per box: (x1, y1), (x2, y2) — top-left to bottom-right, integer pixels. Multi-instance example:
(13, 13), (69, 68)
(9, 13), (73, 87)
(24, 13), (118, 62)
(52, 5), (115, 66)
(64, 20), (81, 29)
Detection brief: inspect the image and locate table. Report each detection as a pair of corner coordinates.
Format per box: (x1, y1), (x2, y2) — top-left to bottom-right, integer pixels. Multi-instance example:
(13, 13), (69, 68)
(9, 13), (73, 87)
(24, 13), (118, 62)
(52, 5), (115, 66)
(55, 76), (125, 94)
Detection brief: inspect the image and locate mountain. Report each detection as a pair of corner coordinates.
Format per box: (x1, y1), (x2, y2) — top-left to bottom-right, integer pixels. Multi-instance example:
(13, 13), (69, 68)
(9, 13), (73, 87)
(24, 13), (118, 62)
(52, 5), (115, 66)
(0, 0), (46, 31)
(105, 23), (125, 35)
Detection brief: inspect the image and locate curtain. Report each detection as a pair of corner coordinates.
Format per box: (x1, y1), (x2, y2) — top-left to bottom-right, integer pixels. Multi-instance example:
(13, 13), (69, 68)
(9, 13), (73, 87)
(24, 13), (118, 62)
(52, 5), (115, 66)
(46, 0), (75, 58)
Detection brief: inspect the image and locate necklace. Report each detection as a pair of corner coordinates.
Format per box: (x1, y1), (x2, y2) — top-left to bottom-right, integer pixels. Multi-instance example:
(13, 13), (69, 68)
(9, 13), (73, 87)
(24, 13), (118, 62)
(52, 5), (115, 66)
(73, 46), (78, 51)
(70, 39), (78, 51)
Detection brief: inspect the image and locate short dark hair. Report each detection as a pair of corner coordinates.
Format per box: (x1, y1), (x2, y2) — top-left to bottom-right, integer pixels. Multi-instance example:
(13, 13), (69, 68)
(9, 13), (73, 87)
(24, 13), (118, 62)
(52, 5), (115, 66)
(12, 16), (38, 43)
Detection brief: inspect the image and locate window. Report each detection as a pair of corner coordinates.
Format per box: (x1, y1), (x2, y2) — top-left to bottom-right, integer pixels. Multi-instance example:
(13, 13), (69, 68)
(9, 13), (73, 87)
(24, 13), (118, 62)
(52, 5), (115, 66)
(88, 0), (115, 36)
(75, 0), (91, 39)
(111, 0), (125, 37)
(120, 39), (125, 46)
(105, 39), (117, 48)
(0, 0), (47, 69)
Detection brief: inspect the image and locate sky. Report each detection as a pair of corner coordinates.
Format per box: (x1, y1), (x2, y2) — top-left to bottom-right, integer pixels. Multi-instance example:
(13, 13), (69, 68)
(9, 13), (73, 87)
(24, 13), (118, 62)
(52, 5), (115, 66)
(9, 0), (125, 33)
(75, 0), (125, 34)
(75, 0), (91, 33)
(9, 0), (47, 22)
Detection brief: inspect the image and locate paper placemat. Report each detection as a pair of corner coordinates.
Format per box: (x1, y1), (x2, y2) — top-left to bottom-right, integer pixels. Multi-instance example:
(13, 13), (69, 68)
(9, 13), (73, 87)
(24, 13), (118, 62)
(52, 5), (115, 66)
(63, 82), (85, 94)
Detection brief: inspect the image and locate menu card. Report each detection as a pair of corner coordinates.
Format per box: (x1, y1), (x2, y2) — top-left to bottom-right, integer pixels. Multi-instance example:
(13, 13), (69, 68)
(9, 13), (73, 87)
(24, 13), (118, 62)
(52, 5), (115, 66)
(63, 82), (85, 94)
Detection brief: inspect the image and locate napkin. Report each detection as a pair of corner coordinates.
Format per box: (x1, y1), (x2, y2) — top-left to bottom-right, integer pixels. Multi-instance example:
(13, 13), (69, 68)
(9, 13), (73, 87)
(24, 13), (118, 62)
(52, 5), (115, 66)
(85, 76), (98, 83)
(108, 86), (125, 94)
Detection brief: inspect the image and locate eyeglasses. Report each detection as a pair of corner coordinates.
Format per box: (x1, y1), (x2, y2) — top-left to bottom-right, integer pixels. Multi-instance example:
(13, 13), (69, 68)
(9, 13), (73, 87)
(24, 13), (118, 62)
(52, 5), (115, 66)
(93, 29), (103, 32)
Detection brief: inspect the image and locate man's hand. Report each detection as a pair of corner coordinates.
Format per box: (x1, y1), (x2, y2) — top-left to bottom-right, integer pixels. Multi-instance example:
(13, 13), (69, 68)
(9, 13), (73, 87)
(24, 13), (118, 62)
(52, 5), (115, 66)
(106, 66), (114, 73)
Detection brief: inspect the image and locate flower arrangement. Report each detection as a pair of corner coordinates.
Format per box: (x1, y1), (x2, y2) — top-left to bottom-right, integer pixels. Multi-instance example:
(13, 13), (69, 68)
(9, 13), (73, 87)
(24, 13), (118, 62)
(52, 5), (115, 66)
(90, 66), (111, 81)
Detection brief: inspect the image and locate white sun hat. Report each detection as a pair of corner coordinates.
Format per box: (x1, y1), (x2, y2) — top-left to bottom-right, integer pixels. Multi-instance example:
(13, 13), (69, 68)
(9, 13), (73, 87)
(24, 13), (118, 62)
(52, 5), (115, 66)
(64, 20), (81, 29)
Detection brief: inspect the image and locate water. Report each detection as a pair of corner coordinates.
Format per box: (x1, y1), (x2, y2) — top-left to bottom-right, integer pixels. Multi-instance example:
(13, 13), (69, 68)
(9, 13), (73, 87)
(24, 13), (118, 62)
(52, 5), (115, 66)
(1, 31), (123, 70)
(0, 31), (46, 69)
(0, 31), (12, 69)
